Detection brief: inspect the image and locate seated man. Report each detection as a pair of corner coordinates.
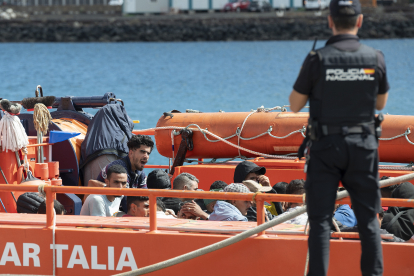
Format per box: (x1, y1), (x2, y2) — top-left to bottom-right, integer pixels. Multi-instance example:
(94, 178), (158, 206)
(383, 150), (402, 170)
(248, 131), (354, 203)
(283, 179), (308, 225)
(123, 196), (149, 217)
(87, 135), (154, 212)
(273, 182), (288, 194)
(234, 161), (283, 217)
(162, 172), (200, 215)
(195, 180), (228, 212)
(243, 180), (275, 222)
(380, 178), (414, 241)
(81, 165), (127, 217)
(334, 204), (357, 228)
(209, 184), (252, 222)
(37, 199), (66, 215)
(234, 160), (271, 186)
(209, 180), (227, 190)
(156, 199), (177, 219)
(203, 189), (224, 214)
(340, 209), (405, 243)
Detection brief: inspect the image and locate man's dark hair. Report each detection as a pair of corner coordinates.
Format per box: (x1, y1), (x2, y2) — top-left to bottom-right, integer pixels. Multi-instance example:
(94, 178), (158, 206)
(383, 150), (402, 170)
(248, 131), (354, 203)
(286, 179), (306, 195)
(210, 180), (227, 191)
(273, 182), (289, 194)
(107, 164), (127, 180)
(332, 8), (358, 31)
(157, 198), (166, 212)
(37, 199), (66, 215)
(127, 196), (149, 212)
(127, 135), (154, 152)
(173, 172), (199, 190)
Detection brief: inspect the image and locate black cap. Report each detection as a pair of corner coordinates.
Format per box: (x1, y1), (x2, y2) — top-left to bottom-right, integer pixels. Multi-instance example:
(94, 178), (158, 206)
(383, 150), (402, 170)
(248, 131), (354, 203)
(233, 161), (266, 183)
(330, 0), (361, 17)
(147, 169), (171, 189)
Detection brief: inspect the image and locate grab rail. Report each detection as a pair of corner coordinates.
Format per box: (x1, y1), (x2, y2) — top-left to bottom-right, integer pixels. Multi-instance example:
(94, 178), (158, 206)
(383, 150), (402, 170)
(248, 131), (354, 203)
(1, 183), (414, 234)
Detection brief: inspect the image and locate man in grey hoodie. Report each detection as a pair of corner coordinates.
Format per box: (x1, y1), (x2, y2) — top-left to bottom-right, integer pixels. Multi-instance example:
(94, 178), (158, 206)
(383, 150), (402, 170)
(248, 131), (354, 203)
(209, 183), (252, 222)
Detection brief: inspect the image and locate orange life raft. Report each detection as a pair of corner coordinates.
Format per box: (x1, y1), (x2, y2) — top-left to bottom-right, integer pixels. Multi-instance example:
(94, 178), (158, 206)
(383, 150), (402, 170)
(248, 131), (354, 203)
(154, 112), (414, 163)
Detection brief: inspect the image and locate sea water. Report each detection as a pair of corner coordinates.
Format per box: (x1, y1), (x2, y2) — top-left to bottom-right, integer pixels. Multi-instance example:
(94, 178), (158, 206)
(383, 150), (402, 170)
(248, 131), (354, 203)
(0, 39), (413, 168)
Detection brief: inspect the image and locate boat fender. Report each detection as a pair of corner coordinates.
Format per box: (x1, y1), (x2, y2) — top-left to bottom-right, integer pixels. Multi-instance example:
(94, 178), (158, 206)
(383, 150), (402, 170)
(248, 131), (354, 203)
(16, 192), (45, 214)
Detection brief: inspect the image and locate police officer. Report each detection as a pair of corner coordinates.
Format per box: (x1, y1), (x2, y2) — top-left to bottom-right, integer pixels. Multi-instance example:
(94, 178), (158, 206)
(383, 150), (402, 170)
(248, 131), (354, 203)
(289, 0), (389, 275)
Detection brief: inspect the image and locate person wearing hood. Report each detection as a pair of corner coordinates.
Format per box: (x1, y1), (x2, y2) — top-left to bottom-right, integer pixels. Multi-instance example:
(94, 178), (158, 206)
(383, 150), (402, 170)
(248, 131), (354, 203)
(234, 161), (283, 216)
(209, 184), (252, 222)
(234, 160), (271, 187)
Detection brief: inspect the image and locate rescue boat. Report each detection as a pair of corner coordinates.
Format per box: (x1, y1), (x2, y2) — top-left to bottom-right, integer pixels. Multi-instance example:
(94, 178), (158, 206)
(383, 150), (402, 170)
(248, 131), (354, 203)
(0, 93), (413, 276)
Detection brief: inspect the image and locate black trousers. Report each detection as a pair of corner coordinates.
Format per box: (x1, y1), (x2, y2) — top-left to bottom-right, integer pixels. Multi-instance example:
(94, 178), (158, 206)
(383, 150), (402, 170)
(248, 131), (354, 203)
(305, 134), (383, 276)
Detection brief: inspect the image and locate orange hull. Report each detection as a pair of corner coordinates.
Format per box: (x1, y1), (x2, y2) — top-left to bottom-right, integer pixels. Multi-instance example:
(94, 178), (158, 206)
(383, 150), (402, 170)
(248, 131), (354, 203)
(154, 112), (414, 163)
(0, 214), (413, 276)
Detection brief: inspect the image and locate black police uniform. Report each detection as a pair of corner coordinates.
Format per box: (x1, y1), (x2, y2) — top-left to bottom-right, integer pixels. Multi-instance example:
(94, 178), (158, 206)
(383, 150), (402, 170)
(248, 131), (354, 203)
(293, 34), (389, 276)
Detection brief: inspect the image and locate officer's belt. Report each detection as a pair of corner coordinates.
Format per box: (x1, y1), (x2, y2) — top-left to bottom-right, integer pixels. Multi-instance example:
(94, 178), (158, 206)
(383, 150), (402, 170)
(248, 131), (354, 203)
(321, 124), (375, 136)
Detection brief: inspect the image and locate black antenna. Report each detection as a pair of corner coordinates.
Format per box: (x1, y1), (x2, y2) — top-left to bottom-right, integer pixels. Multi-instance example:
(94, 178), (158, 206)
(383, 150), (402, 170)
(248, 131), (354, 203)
(312, 37), (318, 51)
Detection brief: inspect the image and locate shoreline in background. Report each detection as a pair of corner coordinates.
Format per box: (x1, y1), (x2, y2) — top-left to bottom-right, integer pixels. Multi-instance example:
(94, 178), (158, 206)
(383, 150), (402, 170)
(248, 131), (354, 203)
(1, 6), (414, 42)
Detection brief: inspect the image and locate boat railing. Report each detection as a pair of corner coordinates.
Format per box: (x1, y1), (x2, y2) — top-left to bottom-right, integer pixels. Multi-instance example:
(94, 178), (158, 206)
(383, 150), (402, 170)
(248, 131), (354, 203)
(1, 183), (414, 236)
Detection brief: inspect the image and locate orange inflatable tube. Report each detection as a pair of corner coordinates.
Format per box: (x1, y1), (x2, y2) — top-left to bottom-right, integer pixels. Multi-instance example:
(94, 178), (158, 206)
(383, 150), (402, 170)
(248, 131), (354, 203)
(154, 112), (414, 164)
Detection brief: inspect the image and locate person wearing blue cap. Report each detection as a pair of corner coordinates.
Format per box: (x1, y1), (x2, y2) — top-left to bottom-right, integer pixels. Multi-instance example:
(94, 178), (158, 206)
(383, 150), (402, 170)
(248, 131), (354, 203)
(289, 0), (389, 275)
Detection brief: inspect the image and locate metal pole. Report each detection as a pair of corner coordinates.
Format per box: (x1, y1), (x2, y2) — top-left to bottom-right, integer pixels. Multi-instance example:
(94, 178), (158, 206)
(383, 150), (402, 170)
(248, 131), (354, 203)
(149, 194), (157, 232)
(256, 198), (265, 236)
(37, 132), (43, 163)
(46, 187), (54, 229)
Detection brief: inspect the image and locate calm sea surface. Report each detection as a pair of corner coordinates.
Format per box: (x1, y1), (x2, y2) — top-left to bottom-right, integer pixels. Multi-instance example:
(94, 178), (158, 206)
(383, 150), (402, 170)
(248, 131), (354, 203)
(0, 39), (413, 169)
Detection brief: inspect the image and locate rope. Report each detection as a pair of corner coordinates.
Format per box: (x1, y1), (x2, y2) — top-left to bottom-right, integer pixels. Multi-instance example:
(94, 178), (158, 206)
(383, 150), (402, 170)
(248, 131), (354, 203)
(269, 126), (307, 139)
(379, 127), (414, 146)
(304, 249), (310, 276)
(378, 165), (414, 171)
(38, 183), (46, 197)
(33, 103), (52, 135)
(379, 128), (410, 141)
(0, 111), (29, 152)
(405, 132), (414, 145)
(114, 172), (414, 276)
(237, 110), (257, 157)
(185, 157), (239, 164)
(252, 192), (261, 203)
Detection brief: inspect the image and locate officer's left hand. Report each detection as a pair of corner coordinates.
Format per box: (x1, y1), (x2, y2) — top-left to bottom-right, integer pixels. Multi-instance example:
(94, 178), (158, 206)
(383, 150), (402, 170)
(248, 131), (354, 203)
(257, 175), (271, 187)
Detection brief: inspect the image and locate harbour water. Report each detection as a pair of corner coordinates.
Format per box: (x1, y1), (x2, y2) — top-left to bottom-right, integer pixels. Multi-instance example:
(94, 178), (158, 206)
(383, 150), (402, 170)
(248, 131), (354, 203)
(0, 39), (413, 168)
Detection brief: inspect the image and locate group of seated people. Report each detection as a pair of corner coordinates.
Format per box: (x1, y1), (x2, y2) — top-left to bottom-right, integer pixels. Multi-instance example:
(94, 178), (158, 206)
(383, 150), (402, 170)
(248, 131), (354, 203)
(16, 134), (414, 243)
